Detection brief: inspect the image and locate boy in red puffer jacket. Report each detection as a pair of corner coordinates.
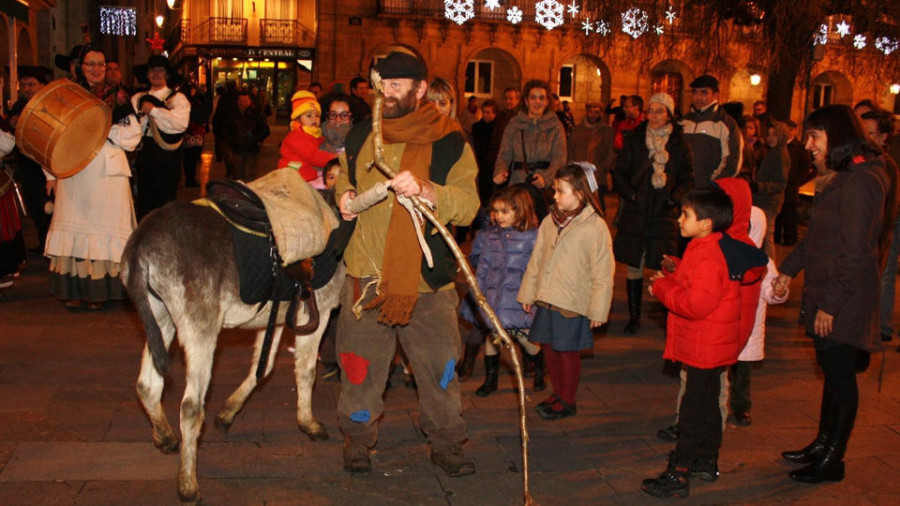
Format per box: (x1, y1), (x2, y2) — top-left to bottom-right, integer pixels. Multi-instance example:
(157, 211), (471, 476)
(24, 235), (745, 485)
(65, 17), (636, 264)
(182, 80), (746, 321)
(642, 187), (765, 499)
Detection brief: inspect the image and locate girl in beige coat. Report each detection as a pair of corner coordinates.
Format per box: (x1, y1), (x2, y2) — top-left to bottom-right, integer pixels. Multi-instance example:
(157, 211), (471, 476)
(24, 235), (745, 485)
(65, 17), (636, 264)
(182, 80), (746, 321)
(518, 163), (615, 419)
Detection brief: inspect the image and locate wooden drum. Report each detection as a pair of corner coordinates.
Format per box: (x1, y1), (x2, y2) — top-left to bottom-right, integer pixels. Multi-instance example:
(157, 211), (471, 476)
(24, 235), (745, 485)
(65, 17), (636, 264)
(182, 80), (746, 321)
(15, 79), (112, 178)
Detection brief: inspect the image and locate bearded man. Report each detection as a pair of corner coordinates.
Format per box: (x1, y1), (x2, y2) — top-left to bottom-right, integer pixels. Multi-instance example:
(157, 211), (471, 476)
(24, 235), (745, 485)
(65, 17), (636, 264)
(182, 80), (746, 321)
(335, 51), (479, 477)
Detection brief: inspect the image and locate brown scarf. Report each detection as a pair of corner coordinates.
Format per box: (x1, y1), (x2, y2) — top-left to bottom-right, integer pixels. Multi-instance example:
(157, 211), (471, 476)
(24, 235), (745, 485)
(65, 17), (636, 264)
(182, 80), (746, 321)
(364, 103), (461, 326)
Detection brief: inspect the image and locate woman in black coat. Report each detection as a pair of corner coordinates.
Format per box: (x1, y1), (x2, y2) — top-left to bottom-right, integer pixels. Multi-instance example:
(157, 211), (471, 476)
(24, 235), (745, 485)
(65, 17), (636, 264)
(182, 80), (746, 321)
(612, 93), (694, 334)
(775, 104), (889, 484)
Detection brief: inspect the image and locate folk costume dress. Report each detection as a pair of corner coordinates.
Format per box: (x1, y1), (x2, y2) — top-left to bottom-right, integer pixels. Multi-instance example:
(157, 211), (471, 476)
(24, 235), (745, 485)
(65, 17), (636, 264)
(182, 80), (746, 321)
(44, 80), (142, 303)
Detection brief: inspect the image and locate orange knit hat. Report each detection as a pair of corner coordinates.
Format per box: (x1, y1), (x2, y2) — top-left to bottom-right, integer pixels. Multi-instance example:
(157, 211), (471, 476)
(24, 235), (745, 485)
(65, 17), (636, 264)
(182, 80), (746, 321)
(291, 90), (321, 120)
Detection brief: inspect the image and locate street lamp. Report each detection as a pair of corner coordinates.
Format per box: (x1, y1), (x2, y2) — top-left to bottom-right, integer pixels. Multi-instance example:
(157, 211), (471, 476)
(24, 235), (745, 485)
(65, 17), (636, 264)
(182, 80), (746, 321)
(155, 15), (164, 28)
(749, 73), (762, 86)
(891, 83), (900, 95)
(167, 0), (177, 8)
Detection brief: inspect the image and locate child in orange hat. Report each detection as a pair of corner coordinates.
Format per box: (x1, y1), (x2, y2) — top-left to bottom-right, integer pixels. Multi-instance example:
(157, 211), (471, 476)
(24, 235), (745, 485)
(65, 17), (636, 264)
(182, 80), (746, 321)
(278, 90), (338, 188)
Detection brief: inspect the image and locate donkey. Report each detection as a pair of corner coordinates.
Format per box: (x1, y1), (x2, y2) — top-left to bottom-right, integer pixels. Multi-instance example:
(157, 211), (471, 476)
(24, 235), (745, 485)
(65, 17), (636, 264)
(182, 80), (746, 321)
(122, 199), (343, 503)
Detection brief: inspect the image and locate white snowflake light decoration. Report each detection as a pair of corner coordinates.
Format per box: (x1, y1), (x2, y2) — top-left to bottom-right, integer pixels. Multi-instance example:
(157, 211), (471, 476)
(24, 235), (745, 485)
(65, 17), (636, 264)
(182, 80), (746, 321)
(445, 0), (475, 25)
(853, 34), (867, 49)
(654, 24), (664, 36)
(595, 20), (611, 36)
(507, 6), (523, 24)
(835, 20), (851, 38)
(535, 0), (564, 30)
(875, 36), (899, 55)
(567, 1), (580, 17)
(813, 23), (828, 45)
(621, 7), (649, 39)
(665, 6), (677, 24)
(485, 0), (500, 11)
(581, 18), (593, 36)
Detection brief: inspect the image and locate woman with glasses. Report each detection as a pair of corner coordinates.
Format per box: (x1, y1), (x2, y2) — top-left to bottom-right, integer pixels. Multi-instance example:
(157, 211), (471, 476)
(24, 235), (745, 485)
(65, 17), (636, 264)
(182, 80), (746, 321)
(43, 45), (142, 310)
(319, 93), (355, 154)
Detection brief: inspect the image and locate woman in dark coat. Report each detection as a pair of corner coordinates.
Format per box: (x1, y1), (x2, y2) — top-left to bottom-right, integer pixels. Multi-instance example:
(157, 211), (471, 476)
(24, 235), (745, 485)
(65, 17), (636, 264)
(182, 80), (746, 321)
(613, 93), (694, 334)
(775, 104), (889, 484)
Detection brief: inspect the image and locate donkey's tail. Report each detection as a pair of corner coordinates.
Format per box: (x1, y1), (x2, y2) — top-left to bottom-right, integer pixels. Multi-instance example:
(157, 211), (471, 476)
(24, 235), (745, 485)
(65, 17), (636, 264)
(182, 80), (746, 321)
(122, 238), (171, 376)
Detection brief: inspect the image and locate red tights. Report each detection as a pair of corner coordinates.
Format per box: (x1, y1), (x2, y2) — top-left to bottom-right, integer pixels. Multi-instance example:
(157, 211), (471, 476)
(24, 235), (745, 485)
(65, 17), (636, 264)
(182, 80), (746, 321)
(541, 343), (581, 406)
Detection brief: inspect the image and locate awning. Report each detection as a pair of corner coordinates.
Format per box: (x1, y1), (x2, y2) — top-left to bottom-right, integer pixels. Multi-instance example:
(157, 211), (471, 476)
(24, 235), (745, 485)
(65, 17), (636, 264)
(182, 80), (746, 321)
(0, 0), (29, 23)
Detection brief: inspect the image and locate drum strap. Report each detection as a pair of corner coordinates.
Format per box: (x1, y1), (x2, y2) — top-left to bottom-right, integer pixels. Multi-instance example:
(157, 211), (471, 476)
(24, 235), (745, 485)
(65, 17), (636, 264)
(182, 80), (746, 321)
(141, 89), (184, 151)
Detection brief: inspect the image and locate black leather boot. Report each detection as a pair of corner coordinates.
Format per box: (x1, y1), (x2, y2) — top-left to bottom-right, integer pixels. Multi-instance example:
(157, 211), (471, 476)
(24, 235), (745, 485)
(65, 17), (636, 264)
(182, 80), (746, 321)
(476, 354), (499, 397)
(623, 278), (643, 335)
(782, 389), (833, 464)
(789, 400), (855, 483)
(456, 342), (481, 382)
(530, 351), (546, 392)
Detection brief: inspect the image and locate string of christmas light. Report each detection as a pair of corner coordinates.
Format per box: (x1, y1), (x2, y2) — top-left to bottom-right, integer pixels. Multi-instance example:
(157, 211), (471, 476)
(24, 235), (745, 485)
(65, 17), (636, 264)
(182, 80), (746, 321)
(99, 6), (137, 36)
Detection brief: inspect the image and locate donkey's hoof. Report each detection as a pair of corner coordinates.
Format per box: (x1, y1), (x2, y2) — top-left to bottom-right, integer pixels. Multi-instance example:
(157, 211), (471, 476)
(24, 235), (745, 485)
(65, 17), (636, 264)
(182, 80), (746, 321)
(300, 423), (329, 441)
(214, 413), (233, 431)
(155, 438), (180, 455)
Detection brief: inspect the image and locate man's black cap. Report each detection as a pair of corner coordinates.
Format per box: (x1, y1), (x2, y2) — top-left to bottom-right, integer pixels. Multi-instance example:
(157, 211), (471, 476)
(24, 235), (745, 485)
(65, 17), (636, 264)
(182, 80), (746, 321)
(374, 52), (428, 81)
(689, 74), (719, 91)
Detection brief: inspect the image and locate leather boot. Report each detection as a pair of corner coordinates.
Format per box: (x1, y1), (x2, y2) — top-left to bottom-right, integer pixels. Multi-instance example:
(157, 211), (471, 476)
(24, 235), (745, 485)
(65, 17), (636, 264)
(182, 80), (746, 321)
(476, 354), (499, 397)
(529, 351), (546, 392)
(782, 389), (833, 464)
(456, 342), (481, 382)
(789, 400), (855, 483)
(623, 278), (643, 335)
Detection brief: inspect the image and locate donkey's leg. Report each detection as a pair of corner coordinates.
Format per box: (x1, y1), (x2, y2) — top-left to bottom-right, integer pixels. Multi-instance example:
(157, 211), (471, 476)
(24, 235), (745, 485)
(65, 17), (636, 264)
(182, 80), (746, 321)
(136, 296), (179, 454)
(294, 312), (331, 441)
(215, 325), (284, 429)
(176, 334), (216, 503)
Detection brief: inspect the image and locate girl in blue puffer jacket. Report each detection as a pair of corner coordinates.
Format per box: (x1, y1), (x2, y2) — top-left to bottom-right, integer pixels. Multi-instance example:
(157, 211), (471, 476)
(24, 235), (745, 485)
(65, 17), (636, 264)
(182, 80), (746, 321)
(461, 185), (543, 396)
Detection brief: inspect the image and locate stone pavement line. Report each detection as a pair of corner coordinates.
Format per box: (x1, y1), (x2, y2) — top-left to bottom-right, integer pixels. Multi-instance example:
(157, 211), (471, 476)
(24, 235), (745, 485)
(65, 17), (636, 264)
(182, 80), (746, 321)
(0, 442), (176, 481)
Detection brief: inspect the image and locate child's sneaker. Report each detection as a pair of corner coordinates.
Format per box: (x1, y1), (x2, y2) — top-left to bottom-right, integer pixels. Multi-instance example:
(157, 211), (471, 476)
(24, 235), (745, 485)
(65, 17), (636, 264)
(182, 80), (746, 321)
(642, 452), (690, 499)
(690, 454), (719, 481)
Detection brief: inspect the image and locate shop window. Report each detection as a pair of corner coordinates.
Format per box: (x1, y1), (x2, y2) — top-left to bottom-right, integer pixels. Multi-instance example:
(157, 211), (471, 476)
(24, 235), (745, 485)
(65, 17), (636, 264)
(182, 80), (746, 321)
(465, 60), (493, 96)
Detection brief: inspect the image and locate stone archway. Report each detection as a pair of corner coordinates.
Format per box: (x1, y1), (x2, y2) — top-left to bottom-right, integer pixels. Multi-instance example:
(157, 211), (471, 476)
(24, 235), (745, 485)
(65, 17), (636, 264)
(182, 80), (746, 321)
(650, 59), (694, 116)
(555, 54), (610, 123)
(810, 70), (853, 109)
(463, 47), (521, 107)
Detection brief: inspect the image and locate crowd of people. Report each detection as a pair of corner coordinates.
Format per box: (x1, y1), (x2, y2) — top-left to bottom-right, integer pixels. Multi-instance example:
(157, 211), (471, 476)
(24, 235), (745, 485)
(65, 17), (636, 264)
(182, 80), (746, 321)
(0, 48), (897, 500)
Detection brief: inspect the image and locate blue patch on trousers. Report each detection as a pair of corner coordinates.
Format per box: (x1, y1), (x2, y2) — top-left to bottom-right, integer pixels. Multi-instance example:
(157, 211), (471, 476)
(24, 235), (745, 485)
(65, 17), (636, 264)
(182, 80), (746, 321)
(440, 358), (457, 390)
(349, 410), (370, 423)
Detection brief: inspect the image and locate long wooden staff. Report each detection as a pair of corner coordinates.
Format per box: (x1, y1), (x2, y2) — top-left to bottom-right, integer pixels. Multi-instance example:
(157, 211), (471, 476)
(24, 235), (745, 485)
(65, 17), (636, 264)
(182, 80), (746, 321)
(359, 70), (534, 505)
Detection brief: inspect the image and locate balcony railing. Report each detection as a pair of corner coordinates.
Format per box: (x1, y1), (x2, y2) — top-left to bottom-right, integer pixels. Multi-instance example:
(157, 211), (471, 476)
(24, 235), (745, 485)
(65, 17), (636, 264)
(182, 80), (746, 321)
(260, 18), (314, 45)
(192, 17), (247, 44)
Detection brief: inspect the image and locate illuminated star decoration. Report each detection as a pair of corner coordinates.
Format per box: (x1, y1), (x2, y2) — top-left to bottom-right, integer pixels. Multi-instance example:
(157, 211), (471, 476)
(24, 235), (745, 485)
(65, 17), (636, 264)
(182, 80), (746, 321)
(567, 1), (580, 17)
(814, 24), (828, 45)
(534, 0), (564, 31)
(621, 7), (649, 39)
(875, 36), (899, 55)
(854, 34), (867, 49)
(445, 0), (475, 25)
(665, 6), (677, 24)
(485, 0), (500, 11)
(146, 32), (165, 51)
(581, 18), (593, 36)
(835, 20), (851, 38)
(507, 6), (523, 24)
(654, 24), (664, 36)
(595, 20), (611, 36)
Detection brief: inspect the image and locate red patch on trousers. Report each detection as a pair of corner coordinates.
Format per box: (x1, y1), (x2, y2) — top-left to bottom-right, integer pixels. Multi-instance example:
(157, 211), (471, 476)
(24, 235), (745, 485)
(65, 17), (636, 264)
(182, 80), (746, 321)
(340, 352), (371, 385)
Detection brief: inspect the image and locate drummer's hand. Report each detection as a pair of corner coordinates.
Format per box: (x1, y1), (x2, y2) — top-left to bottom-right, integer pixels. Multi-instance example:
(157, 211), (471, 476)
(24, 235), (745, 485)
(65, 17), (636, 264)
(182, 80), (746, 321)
(46, 180), (56, 196)
(339, 190), (358, 221)
(141, 102), (155, 115)
(8, 114), (18, 129)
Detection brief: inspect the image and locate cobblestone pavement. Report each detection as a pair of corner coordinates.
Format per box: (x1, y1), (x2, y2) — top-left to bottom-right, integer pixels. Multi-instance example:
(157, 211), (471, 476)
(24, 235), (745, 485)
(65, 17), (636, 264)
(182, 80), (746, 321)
(2, 128), (899, 505)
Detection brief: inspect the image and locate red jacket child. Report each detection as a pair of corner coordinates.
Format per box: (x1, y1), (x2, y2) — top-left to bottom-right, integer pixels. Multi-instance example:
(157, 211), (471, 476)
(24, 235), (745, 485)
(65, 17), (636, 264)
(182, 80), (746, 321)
(277, 90), (336, 183)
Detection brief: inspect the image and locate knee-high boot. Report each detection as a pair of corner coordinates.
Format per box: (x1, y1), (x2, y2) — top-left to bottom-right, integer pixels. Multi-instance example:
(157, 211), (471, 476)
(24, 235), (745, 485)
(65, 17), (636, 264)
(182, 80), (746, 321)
(476, 354), (499, 397)
(456, 341), (481, 382)
(789, 400), (855, 483)
(624, 278), (643, 335)
(529, 351), (546, 392)
(782, 388), (834, 464)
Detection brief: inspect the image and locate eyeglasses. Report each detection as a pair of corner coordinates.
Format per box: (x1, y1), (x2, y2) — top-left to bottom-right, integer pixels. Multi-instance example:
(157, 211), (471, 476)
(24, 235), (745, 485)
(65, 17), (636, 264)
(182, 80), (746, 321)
(82, 61), (106, 68)
(328, 112), (352, 120)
